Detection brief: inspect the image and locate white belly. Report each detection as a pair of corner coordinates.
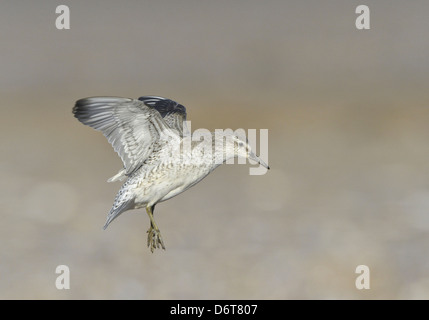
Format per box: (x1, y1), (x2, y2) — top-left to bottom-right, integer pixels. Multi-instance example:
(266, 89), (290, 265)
(159, 166), (212, 202)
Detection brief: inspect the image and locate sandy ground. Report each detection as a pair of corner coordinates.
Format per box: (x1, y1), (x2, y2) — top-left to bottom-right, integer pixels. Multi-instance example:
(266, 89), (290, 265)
(1, 0), (429, 299)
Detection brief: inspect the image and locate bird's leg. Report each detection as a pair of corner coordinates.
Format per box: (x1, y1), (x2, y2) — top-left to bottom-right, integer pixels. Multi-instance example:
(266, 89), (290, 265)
(146, 205), (165, 252)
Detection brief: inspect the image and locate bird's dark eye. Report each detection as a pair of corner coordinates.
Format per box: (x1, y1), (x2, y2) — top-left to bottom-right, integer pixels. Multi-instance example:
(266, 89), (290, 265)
(239, 142), (244, 147)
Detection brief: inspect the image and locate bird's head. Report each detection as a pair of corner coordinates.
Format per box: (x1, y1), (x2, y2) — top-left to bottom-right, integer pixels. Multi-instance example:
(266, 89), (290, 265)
(228, 134), (270, 170)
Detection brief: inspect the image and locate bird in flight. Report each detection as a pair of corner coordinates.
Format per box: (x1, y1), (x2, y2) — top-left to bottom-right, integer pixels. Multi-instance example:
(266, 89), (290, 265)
(73, 96), (269, 252)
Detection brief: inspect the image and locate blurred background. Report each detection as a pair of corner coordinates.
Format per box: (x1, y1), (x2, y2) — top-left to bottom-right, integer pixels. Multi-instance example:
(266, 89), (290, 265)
(1, 0), (429, 299)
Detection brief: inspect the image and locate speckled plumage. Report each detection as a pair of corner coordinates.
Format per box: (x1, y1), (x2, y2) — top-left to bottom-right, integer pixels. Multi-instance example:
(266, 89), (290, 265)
(73, 96), (269, 252)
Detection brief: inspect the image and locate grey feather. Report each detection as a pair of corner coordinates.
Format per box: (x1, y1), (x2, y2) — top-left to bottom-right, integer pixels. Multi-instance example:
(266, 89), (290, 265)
(73, 97), (176, 177)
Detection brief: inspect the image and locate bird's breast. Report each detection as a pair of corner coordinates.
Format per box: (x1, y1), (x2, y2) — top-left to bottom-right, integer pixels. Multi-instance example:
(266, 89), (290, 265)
(157, 163), (213, 202)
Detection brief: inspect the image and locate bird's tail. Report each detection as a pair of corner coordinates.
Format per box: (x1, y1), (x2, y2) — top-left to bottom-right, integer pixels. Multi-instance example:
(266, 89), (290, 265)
(103, 199), (134, 230)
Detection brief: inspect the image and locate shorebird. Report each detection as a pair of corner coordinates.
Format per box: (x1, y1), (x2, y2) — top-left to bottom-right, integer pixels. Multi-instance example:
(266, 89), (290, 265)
(73, 96), (269, 252)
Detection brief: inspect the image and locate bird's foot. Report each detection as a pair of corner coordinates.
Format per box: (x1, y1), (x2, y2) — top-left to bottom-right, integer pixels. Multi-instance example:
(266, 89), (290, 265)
(147, 226), (166, 252)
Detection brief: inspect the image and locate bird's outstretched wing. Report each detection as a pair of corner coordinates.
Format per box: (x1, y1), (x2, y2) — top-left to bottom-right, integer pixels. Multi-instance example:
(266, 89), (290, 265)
(73, 97), (176, 177)
(138, 96), (189, 136)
